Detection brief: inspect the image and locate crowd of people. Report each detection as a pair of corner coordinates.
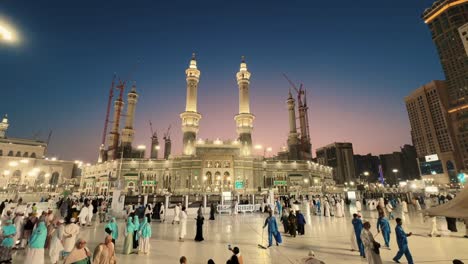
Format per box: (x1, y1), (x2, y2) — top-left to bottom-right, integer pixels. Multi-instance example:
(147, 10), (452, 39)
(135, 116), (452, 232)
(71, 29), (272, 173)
(0, 191), (467, 263)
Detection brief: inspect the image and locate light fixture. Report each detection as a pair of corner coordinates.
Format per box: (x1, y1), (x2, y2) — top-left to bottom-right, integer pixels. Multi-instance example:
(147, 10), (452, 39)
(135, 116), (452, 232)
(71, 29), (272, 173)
(20, 159), (29, 164)
(8, 161), (18, 167)
(137, 145), (146, 150)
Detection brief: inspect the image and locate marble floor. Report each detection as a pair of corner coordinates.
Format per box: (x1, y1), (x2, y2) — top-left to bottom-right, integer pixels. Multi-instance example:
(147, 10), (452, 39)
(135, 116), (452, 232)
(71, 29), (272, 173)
(13, 204), (468, 264)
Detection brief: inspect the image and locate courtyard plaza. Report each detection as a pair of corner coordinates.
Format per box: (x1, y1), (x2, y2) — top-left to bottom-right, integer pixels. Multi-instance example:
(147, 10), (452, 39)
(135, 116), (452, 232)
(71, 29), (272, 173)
(13, 204), (468, 264)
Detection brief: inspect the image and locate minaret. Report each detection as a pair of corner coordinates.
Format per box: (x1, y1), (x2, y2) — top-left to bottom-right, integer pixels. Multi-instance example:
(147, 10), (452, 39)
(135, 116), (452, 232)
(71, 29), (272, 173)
(107, 88), (124, 160)
(121, 83), (139, 158)
(0, 114), (9, 138)
(97, 144), (106, 163)
(287, 91), (300, 160)
(234, 56), (255, 156)
(180, 53), (202, 156)
(150, 132), (159, 159)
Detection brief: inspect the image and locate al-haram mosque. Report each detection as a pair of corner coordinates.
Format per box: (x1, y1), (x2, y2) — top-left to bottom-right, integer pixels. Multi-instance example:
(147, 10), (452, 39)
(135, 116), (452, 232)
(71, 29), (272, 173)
(81, 55), (334, 196)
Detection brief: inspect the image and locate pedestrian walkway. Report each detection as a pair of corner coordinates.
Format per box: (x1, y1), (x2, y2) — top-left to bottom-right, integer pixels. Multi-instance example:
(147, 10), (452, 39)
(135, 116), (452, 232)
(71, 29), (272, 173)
(13, 206), (468, 263)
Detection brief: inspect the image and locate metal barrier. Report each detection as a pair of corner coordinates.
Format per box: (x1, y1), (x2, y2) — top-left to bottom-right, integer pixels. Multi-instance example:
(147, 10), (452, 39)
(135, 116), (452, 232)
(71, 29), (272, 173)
(216, 204), (258, 214)
(238, 204), (255, 213)
(217, 205), (232, 214)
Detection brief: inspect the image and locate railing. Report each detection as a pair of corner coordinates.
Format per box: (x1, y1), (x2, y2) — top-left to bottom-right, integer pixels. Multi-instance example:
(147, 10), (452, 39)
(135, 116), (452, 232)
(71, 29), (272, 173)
(238, 204), (255, 213)
(217, 204), (258, 214)
(217, 205), (232, 214)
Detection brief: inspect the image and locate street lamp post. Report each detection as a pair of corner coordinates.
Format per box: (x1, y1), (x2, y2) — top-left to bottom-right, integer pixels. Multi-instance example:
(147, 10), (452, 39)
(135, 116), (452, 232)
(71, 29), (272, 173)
(363, 171), (369, 184)
(392, 169), (398, 185)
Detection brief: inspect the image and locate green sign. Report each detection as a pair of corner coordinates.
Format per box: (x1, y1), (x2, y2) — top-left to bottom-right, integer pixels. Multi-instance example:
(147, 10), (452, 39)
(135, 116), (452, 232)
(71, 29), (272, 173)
(142, 180), (157, 185)
(274, 180), (287, 186)
(235, 180), (244, 189)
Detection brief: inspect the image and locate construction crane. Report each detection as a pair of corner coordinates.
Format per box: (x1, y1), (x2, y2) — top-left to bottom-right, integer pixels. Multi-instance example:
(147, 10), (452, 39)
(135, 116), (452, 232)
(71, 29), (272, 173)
(283, 73), (305, 107)
(101, 74), (116, 147)
(163, 125), (172, 159)
(149, 121), (155, 137)
(163, 125), (171, 139)
(282, 73), (312, 156)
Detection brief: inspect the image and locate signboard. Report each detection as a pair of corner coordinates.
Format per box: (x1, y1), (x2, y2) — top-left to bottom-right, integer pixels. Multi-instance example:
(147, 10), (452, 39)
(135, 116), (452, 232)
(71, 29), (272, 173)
(235, 180), (244, 189)
(274, 180), (287, 186)
(425, 186), (439, 193)
(425, 154), (439, 162)
(142, 180), (157, 185)
(347, 191), (356, 201)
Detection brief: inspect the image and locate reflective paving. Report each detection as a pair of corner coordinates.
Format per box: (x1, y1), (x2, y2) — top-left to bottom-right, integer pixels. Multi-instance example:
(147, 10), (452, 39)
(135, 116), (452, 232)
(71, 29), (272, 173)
(13, 204), (468, 264)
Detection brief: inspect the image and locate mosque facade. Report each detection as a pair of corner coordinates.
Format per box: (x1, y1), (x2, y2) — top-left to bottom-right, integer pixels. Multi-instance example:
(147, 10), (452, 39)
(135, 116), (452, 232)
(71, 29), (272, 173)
(80, 55), (334, 195)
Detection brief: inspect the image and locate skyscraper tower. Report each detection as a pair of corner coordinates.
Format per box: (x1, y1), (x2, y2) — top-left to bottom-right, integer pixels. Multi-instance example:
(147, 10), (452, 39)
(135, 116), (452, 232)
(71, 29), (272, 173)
(287, 91), (300, 160)
(0, 114), (9, 139)
(107, 85), (125, 160)
(121, 83), (139, 158)
(423, 0), (468, 167)
(180, 53), (202, 156)
(234, 56), (255, 156)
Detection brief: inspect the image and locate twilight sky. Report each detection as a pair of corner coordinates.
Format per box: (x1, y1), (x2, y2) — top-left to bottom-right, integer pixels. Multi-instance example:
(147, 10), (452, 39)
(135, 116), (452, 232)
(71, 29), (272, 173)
(0, 0), (443, 162)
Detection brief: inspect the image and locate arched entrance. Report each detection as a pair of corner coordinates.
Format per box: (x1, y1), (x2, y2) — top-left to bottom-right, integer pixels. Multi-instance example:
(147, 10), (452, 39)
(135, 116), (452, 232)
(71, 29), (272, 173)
(223, 171), (231, 186)
(206, 171), (213, 185)
(50, 172), (59, 185)
(11, 170), (21, 185)
(36, 172), (46, 186)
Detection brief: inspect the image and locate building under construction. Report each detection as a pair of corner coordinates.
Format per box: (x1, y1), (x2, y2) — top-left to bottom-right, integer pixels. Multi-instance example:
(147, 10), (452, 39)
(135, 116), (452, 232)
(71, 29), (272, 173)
(81, 55), (332, 196)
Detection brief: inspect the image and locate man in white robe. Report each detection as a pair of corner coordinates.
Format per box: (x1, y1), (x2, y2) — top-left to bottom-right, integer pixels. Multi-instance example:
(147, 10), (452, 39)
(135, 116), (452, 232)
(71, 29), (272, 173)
(86, 204), (93, 226)
(401, 201), (408, 213)
(78, 206), (88, 226)
(179, 208), (187, 241)
(355, 200), (362, 212)
(172, 203), (181, 224)
(335, 202), (343, 217)
(13, 212), (24, 248)
(324, 201), (330, 217)
(49, 219), (64, 264)
(63, 218), (80, 255)
(361, 221), (383, 264)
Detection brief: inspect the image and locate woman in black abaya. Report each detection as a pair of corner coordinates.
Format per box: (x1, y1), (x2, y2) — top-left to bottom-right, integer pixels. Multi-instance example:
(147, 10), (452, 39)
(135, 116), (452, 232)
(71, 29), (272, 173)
(194, 215), (204, 242)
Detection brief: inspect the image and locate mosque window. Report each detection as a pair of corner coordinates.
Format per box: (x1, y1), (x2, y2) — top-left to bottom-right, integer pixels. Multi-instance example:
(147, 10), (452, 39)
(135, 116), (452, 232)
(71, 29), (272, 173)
(15, 151), (21, 157)
(23, 152), (29, 157)
(215, 161), (221, 168)
(206, 161), (213, 168)
(224, 161), (230, 168)
(7, 151), (13, 156)
(0, 149), (2, 156)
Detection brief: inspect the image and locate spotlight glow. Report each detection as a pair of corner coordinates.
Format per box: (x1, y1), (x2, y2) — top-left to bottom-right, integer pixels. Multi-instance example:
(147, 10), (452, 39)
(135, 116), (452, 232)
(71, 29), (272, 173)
(0, 19), (19, 44)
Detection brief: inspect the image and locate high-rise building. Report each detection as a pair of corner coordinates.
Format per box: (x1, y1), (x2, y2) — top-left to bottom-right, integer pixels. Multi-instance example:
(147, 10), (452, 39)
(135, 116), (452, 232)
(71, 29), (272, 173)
(316, 142), (355, 184)
(400, 144), (420, 180)
(459, 23), (468, 56)
(405, 80), (459, 183)
(422, 0), (468, 169)
(354, 154), (380, 183)
(379, 145), (420, 184)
